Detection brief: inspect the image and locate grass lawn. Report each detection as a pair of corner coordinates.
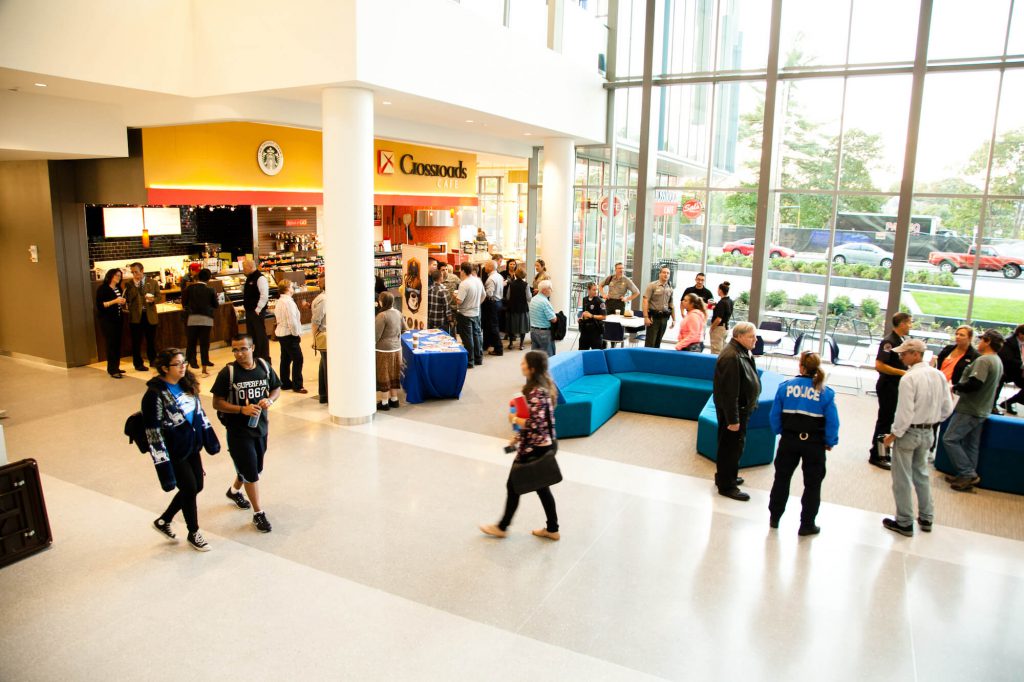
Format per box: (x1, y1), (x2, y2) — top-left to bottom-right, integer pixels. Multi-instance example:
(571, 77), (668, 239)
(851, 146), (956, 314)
(910, 291), (1020, 323)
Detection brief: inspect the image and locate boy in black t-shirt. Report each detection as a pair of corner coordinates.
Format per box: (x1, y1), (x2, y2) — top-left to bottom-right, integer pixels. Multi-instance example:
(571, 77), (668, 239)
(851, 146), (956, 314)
(212, 334), (283, 533)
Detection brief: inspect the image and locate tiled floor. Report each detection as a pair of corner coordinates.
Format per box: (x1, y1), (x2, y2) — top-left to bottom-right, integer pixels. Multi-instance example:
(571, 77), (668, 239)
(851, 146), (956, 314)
(0, 344), (1022, 681)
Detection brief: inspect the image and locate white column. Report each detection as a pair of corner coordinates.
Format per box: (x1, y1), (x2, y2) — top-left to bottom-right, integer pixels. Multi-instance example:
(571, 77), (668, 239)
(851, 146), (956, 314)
(540, 137), (575, 314)
(323, 87), (376, 424)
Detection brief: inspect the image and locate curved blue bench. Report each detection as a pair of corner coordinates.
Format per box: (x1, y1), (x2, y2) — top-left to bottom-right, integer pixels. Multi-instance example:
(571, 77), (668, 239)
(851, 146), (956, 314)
(934, 415), (1024, 495)
(548, 348), (782, 468)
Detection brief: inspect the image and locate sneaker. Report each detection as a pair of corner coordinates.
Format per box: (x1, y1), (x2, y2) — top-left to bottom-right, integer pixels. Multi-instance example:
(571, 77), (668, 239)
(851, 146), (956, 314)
(187, 530), (211, 551)
(152, 518), (178, 542)
(918, 517), (933, 533)
(226, 488), (251, 510)
(531, 528), (560, 541)
(798, 525), (821, 536)
(951, 475), (981, 492)
(868, 458), (892, 471)
(253, 511), (272, 533)
(479, 524), (507, 538)
(882, 517), (914, 537)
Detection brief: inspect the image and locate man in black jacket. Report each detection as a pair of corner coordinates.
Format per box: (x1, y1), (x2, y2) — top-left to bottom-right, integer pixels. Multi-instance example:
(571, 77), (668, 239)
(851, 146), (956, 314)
(998, 323), (1024, 414)
(713, 321), (761, 501)
(242, 259), (271, 362)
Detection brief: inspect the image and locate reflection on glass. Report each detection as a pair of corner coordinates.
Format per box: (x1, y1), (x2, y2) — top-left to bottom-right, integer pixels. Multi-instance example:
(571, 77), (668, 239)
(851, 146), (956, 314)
(616, 0), (648, 78)
(656, 84), (712, 180)
(840, 76), (911, 192)
(717, 0), (771, 72)
(775, 78), (844, 192)
(980, 200), (1024, 334)
(847, 0), (920, 65)
(928, 0), (1011, 62)
(715, 80), (765, 187)
(780, 0), (852, 69)
(914, 72), (1000, 193)
(652, 189), (706, 265)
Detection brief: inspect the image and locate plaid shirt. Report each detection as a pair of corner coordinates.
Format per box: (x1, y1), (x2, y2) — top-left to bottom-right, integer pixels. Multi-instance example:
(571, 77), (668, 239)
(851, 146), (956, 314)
(427, 283), (452, 329)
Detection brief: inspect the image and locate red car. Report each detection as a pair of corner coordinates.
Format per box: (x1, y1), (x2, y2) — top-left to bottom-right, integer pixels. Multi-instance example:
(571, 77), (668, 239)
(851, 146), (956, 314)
(722, 238), (795, 259)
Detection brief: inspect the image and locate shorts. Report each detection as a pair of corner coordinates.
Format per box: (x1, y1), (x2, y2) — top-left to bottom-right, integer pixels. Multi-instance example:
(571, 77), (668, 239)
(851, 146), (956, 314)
(227, 432), (267, 484)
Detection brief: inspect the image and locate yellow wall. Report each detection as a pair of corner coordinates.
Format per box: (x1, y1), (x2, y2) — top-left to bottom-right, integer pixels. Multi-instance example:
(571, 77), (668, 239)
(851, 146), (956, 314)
(142, 123), (477, 196)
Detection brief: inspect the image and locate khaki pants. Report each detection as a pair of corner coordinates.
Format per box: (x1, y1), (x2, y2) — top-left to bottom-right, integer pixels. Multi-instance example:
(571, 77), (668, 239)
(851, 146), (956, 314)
(709, 325), (727, 354)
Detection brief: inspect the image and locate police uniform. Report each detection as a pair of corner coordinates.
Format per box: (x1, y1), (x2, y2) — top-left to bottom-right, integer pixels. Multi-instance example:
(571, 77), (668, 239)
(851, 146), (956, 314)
(869, 331), (908, 463)
(578, 295), (607, 350)
(768, 375), (840, 530)
(644, 280), (675, 348)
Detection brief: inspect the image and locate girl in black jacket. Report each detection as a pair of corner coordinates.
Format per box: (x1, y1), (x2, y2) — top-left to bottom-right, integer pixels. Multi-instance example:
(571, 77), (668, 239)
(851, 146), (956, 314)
(145, 347), (220, 551)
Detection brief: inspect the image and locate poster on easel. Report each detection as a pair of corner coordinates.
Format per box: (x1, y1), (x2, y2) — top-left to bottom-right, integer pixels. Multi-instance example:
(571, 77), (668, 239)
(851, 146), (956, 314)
(401, 243), (429, 331)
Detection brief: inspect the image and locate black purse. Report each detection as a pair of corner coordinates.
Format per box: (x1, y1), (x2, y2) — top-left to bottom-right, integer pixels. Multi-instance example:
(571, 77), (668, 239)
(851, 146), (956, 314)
(508, 400), (562, 495)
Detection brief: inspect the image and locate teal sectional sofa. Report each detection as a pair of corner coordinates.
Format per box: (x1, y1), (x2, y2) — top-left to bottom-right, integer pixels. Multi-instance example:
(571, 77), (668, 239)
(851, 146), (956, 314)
(547, 348), (783, 468)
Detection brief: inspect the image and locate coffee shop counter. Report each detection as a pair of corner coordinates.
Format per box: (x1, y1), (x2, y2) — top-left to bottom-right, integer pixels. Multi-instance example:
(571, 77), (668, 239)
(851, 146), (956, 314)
(94, 302), (239, 362)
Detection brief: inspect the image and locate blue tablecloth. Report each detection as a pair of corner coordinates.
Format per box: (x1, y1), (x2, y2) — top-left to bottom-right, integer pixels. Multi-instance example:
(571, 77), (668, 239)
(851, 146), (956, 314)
(400, 331), (468, 404)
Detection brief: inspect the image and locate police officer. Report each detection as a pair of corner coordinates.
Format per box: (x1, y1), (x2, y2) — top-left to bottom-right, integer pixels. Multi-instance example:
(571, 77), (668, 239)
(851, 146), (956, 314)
(642, 266), (676, 348)
(768, 351), (839, 536)
(868, 312), (913, 470)
(578, 282), (607, 350)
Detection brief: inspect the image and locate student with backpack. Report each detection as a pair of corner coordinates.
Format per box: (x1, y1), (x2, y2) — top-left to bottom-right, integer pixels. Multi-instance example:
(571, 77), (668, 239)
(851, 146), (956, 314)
(144, 348), (221, 551)
(211, 334), (283, 533)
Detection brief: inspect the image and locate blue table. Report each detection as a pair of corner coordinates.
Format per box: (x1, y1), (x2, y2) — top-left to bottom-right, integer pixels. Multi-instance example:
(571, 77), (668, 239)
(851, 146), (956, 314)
(400, 331), (468, 403)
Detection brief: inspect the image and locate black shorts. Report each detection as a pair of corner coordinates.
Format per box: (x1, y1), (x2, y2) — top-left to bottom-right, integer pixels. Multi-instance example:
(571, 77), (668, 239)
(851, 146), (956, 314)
(227, 433), (267, 484)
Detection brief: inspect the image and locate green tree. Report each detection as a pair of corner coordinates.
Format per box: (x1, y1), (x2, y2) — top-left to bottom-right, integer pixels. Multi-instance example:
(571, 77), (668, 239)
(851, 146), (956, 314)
(914, 178), (983, 235)
(967, 128), (1024, 238)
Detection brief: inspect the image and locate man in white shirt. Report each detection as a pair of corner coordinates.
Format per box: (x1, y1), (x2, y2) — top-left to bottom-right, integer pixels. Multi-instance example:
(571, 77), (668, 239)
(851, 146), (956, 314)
(273, 279), (306, 394)
(311, 273), (328, 404)
(453, 262), (485, 368)
(882, 338), (953, 536)
(482, 260), (506, 357)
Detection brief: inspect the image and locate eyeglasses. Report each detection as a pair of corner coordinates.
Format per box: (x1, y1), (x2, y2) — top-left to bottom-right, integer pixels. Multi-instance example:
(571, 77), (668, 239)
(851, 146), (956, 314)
(231, 347), (252, 354)
(169, 361), (188, 368)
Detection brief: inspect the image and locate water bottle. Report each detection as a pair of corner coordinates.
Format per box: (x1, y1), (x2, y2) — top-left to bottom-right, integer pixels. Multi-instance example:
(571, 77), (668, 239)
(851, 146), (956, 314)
(247, 399), (261, 429)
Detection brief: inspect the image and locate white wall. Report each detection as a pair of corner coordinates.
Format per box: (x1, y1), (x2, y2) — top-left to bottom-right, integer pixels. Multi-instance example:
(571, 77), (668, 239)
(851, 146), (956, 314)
(0, 91), (127, 159)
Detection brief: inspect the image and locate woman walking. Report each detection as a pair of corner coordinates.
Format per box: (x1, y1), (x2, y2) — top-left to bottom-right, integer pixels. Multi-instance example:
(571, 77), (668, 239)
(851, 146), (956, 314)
(480, 351), (561, 541)
(505, 265), (532, 350)
(145, 348), (221, 551)
(375, 291), (405, 410)
(182, 268), (220, 376)
(96, 268), (127, 378)
(274, 279), (306, 393)
(767, 351), (839, 536)
(674, 293), (707, 352)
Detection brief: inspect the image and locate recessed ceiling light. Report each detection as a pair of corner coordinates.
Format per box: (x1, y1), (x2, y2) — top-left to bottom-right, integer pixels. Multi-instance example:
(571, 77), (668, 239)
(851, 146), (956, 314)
(465, 119), (474, 123)
(382, 100), (392, 105)
(34, 82), (46, 87)
(523, 132), (533, 136)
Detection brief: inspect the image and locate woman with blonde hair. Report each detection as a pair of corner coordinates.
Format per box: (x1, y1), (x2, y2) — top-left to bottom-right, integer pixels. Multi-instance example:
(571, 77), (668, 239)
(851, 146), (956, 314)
(674, 293), (707, 352)
(767, 351), (839, 536)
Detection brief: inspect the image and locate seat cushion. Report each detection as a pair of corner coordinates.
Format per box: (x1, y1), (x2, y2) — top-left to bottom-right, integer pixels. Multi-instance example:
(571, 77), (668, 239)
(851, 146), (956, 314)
(555, 374), (621, 438)
(581, 349), (610, 375)
(605, 347), (718, 381)
(615, 371), (713, 420)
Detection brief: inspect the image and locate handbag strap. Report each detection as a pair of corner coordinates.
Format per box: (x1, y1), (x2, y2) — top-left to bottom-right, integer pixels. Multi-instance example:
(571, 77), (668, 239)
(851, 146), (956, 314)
(545, 393), (556, 443)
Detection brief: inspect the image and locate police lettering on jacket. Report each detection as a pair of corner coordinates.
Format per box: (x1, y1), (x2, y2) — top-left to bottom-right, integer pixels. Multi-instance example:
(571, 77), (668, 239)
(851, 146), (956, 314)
(769, 376), (840, 447)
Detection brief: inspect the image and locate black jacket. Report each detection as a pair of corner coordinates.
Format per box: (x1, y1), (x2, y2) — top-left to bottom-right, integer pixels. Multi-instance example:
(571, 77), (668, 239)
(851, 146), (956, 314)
(1000, 336), (1024, 384)
(713, 338), (761, 424)
(182, 282), (220, 319)
(506, 279), (531, 315)
(243, 270), (265, 313)
(141, 377), (220, 464)
(935, 343), (979, 385)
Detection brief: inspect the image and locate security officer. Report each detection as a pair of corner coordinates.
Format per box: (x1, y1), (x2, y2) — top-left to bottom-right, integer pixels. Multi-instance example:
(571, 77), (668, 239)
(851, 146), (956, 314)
(578, 282), (607, 350)
(868, 312), (913, 470)
(768, 351), (839, 536)
(642, 266), (676, 348)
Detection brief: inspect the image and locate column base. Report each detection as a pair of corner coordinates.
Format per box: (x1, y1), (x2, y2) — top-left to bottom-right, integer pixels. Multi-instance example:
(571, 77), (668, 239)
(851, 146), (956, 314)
(331, 414), (374, 426)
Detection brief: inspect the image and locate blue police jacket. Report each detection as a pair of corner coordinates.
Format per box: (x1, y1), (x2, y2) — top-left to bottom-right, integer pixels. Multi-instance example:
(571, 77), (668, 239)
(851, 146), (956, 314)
(769, 375), (840, 448)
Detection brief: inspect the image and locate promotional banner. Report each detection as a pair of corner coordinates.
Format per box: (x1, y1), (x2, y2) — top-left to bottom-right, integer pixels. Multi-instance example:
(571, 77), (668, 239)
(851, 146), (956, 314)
(401, 244), (430, 331)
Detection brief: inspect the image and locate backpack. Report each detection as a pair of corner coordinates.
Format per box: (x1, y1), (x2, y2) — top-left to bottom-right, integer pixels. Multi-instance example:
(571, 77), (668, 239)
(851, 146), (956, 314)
(553, 311), (568, 341)
(216, 359), (271, 425)
(124, 411), (149, 453)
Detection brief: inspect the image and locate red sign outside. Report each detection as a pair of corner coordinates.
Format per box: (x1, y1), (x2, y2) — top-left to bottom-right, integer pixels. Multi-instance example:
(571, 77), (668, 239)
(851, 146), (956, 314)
(599, 196), (622, 217)
(285, 218), (308, 227)
(681, 198), (704, 220)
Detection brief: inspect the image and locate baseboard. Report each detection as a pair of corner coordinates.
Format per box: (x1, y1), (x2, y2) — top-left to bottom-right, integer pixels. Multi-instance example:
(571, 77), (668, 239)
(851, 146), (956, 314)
(0, 350), (73, 369)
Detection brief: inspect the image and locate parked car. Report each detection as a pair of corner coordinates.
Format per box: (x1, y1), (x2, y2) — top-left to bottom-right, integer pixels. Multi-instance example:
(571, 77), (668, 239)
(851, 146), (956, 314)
(928, 245), (1023, 279)
(832, 242), (894, 267)
(721, 238), (795, 259)
(677, 234), (702, 250)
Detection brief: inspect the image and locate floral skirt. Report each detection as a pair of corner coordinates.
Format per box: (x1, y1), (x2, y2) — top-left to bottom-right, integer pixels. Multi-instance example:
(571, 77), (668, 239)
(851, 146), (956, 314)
(375, 350), (403, 392)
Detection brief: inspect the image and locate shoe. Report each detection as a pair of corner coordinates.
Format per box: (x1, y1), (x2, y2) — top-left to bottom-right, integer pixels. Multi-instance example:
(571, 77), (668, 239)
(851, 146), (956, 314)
(203, 361), (215, 368)
(951, 475), (981, 492)
(519, 343), (524, 350)
(868, 458), (892, 471)
(882, 517), (913, 537)
(944, 474), (957, 483)
(319, 398), (328, 404)
(479, 524), (507, 538)
(718, 488), (750, 502)
(187, 530), (211, 551)
(253, 511), (272, 533)
(798, 525), (821, 536)
(378, 402), (390, 411)
(475, 360), (483, 366)
(388, 398), (399, 409)
(152, 518), (177, 542)
(735, 477), (744, 486)
(134, 364), (147, 372)
(507, 343), (514, 350)
(918, 517), (933, 533)
(999, 401), (1017, 415)
(109, 372), (123, 379)
(467, 364), (475, 369)
(293, 388), (308, 394)
(769, 515), (780, 529)
(532, 529), (560, 541)
(226, 488), (251, 509)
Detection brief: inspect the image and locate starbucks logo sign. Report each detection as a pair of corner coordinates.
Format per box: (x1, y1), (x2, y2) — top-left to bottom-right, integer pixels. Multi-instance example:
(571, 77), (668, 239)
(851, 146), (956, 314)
(257, 141), (283, 176)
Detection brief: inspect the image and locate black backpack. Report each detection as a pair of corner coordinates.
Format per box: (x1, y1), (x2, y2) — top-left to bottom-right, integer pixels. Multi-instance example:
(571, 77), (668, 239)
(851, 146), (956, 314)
(553, 311), (568, 341)
(124, 412), (148, 453)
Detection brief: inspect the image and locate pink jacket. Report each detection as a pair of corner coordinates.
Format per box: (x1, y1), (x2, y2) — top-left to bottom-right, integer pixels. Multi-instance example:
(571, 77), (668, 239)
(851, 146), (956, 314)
(675, 311), (706, 350)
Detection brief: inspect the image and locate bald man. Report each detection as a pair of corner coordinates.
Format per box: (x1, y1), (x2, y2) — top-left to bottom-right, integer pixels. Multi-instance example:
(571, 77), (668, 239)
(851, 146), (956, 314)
(242, 259), (271, 362)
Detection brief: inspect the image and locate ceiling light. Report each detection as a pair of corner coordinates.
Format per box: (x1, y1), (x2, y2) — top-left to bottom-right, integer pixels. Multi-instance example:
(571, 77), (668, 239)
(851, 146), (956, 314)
(34, 82), (46, 87)
(465, 119), (474, 123)
(523, 132), (533, 136)
(382, 100), (392, 105)
(268, 206), (273, 211)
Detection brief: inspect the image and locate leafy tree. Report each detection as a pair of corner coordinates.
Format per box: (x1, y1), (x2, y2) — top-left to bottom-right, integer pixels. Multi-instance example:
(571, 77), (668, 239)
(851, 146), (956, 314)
(967, 128), (1024, 239)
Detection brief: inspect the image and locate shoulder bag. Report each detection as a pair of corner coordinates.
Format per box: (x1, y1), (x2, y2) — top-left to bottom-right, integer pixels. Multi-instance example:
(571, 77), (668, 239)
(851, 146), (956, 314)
(508, 400), (562, 495)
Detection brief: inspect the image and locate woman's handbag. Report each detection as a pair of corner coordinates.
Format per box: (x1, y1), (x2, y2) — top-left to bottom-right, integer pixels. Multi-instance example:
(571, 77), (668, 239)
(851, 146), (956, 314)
(313, 328), (327, 352)
(508, 401), (562, 494)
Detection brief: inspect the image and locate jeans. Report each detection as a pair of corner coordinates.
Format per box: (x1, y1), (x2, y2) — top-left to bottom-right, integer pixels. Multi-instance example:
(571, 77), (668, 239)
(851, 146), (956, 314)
(530, 328), (555, 356)
(159, 450), (204, 533)
(130, 317), (157, 367)
(714, 409), (748, 491)
(768, 434), (827, 527)
(277, 334), (304, 389)
(456, 313), (483, 365)
(870, 380), (899, 460)
(942, 412), (987, 478)
(498, 478), (558, 532)
(186, 325), (212, 367)
(891, 427), (934, 526)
